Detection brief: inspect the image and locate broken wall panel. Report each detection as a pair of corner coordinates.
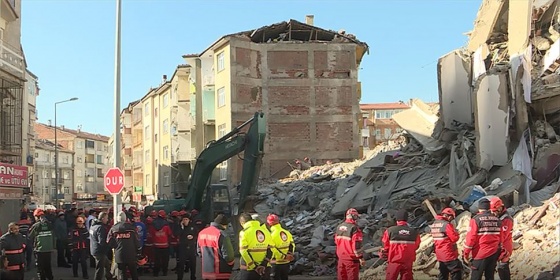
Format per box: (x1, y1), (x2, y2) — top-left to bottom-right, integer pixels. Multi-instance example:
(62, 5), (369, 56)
(437, 51), (474, 128)
(393, 101), (445, 153)
(467, 0), (507, 52)
(474, 74), (510, 170)
(507, 0), (532, 56)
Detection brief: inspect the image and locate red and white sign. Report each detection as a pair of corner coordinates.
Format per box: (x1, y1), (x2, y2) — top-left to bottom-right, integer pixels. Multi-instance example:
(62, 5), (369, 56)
(0, 163), (28, 188)
(104, 167), (125, 195)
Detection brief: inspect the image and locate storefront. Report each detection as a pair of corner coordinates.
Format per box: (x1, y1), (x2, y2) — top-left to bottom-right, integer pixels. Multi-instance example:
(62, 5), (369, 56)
(0, 163), (28, 231)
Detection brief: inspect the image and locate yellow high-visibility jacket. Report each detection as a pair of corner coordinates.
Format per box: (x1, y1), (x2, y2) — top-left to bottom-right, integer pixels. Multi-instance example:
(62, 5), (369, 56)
(239, 220), (273, 271)
(269, 223), (295, 265)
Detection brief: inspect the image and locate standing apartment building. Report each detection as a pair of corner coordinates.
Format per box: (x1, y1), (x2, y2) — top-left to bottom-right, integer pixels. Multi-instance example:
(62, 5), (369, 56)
(183, 16), (368, 187)
(35, 123), (110, 205)
(34, 139), (74, 204)
(23, 69), (39, 193)
(359, 102), (409, 149)
(0, 0), (30, 228)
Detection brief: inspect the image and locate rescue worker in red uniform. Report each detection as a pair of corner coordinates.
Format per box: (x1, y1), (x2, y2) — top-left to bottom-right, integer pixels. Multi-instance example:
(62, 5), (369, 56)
(150, 210), (173, 277)
(430, 208), (461, 280)
(70, 216), (90, 279)
(490, 197), (513, 280)
(169, 211), (179, 271)
(143, 216), (154, 272)
(197, 214), (235, 280)
(463, 198), (502, 280)
(334, 208), (365, 280)
(381, 209), (420, 280)
(0, 222), (27, 280)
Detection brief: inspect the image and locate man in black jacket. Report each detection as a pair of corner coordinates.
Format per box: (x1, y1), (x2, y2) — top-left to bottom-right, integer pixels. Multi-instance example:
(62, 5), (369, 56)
(0, 222), (27, 280)
(175, 213), (199, 280)
(107, 211), (141, 280)
(90, 212), (112, 280)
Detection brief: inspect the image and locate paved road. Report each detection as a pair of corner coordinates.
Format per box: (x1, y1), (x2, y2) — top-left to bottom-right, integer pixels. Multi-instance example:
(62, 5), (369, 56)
(21, 256), (336, 280)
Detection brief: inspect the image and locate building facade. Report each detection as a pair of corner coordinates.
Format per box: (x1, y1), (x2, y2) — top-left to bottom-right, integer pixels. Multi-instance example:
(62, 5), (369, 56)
(35, 123), (110, 204)
(0, 0), (29, 229)
(34, 139), (74, 203)
(360, 102), (410, 149)
(23, 70), (39, 192)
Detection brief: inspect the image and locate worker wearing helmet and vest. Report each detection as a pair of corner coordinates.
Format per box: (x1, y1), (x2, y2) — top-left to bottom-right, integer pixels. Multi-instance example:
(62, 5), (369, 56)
(239, 212), (273, 280)
(335, 208), (365, 280)
(490, 197), (513, 280)
(267, 214), (295, 280)
(463, 198), (502, 280)
(0, 222), (27, 280)
(429, 208), (461, 280)
(197, 214), (235, 280)
(150, 210), (173, 277)
(29, 208), (55, 280)
(382, 209), (420, 280)
(70, 216), (90, 279)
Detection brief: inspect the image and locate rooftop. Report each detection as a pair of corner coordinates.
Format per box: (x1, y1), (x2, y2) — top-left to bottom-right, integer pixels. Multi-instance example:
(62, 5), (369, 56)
(360, 102), (411, 110)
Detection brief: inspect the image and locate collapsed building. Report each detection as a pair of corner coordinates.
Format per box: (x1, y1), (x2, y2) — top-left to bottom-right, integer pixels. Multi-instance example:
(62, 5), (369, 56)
(250, 0), (560, 278)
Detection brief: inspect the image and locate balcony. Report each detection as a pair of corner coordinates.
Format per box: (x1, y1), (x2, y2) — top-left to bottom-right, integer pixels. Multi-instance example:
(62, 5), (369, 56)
(173, 148), (195, 163)
(0, 39), (24, 77)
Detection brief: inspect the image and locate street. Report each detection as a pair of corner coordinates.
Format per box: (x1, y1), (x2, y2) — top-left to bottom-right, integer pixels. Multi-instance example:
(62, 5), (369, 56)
(21, 256), (335, 280)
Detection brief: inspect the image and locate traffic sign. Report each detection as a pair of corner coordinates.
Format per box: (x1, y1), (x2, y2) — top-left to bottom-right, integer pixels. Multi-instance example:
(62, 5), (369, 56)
(104, 167), (125, 195)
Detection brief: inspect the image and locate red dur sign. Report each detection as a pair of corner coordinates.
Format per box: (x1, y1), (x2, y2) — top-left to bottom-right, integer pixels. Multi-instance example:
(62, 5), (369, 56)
(0, 163), (28, 188)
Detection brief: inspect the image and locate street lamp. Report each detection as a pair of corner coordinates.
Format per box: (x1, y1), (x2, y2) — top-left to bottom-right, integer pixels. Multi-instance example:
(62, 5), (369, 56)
(54, 97), (78, 209)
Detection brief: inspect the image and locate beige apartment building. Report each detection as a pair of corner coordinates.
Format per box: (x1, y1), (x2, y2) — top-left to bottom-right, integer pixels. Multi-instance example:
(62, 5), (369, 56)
(34, 139), (74, 203)
(35, 123), (110, 204)
(23, 69), (39, 193)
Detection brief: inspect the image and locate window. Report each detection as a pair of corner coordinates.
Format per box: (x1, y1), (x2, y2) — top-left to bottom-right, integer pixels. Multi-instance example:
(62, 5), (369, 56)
(218, 124), (226, 138)
(45, 153), (50, 162)
(362, 137), (369, 147)
(34, 152), (39, 158)
(154, 108), (158, 118)
(375, 129), (381, 137)
(145, 150), (150, 162)
(384, 128), (392, 138)
(63, 156), (69, 164)
(220, 161), (227, 181)
(85, 140), (95, 149)
(97, 143), (103, 151)
(97, 155), (104, 164)
(163, 172), (170, 187)
(217, 87), (225, 108)
(44, 187), (49, 194)
(51, 170), (56, 178)
(63, 171), (70, 179)
(217, 51), (225, 72)
(154, 134), (158, 143)
(145, 174), (150, 186)
(144, 103), (149, 116)
(145, 126), (150, 139)
(86, 176), (94, 182)
(76, 141), (83, 149)
(77, 156), (83, 163)
(163, 119), (169, 134)
(163, 146), (169, 160)
(163, 93), (169, 108)
(64, 186), (70, 194)
(42, 170), (48, 178)
(171, 125), (177, 136)
(97, 168), (103, 178)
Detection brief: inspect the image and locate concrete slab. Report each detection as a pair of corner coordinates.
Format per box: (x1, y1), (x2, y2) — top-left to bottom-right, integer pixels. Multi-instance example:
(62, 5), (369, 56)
(508, 0), (532, 56)
(437, 51), (474, 128)
(467, 0), (507, 52)
(474, 74), (510, 170)
(393, 104), (445, 153)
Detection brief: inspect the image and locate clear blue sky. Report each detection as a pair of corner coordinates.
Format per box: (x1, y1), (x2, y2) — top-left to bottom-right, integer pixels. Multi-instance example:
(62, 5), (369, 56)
(22, 0), (480, 136)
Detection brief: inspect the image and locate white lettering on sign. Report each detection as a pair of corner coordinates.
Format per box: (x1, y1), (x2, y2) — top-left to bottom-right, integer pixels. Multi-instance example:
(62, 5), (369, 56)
(0, 166), (25, 176)
(105, 176), (124, 186)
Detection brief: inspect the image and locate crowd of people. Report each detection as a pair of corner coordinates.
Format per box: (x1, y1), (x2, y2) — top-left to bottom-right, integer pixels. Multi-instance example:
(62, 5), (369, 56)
(0, 196), (512, 280)
(335, 197), (513, 280)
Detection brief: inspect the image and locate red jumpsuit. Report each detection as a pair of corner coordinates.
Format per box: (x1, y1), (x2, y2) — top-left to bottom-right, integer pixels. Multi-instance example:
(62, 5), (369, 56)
(497, 212), (513, 280)
(430, 215), (461, 280)
(382, 221), (420, 280)
(334, 219), (363, 280)
(463, 211), (502, 280)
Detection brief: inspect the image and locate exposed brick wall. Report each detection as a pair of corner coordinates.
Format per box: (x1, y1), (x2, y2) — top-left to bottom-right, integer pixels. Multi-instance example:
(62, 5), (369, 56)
(229, 39), (361, 180)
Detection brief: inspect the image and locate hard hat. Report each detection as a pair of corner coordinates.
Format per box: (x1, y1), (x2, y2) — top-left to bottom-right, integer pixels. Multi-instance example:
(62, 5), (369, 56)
(441, 208), (456, 218)
(179, 210), (187, 216)
(58, 211), (65, 216)
(137, 254), (148, 266)
(76, 217), (85, 224)
(171, 211), (179, 217)
(158, 210), (166, 218)
(33, 209), (45, 217)
(267, 214), (280, 226)
(345, 208), (359, 220)
(490, 197), (504, 212)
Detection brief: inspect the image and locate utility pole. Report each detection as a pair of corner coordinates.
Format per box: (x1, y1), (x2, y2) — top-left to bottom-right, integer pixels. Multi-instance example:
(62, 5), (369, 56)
(113, 0), (122, 222)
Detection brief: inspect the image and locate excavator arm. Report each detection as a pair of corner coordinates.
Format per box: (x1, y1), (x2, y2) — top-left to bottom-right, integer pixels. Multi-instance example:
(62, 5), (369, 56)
(184, 112), (266, 222)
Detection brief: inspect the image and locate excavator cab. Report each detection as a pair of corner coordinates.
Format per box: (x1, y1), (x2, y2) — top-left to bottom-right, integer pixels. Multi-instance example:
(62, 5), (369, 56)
(203, 184), (232, 221)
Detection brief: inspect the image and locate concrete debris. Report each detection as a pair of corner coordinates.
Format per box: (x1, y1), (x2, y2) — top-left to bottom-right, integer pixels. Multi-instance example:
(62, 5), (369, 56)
(249, 1), (560, 277)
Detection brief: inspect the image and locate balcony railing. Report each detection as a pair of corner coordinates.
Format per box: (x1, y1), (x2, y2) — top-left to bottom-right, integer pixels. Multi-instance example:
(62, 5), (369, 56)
(0, 39), (24, 77)
(174, 148), (196, 162)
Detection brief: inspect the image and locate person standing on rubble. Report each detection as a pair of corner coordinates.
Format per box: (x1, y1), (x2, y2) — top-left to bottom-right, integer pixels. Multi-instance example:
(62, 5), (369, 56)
(267, 214), (295, 280)
(429, 208), (462, 280)
(490, 197), (513, 280)
(381, 209), (420, 280)
(334, 208), (365, 280)
(463, 198), (502, 280)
